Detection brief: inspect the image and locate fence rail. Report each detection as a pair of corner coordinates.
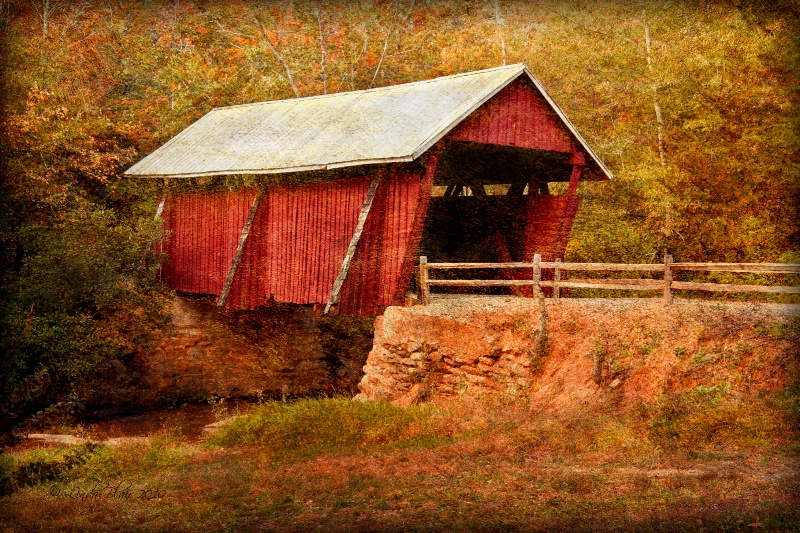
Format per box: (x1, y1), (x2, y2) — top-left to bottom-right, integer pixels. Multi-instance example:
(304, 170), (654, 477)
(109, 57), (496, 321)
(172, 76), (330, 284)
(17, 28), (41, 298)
(416, 255), (800, 305)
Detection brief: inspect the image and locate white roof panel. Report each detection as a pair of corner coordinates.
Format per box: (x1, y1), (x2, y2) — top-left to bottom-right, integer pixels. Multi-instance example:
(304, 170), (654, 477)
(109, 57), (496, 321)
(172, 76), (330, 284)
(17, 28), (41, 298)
(125, 63), (612, 180)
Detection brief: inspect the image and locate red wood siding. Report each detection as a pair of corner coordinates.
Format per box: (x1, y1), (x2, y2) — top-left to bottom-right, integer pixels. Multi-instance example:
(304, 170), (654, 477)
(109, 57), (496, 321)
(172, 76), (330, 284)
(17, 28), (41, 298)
(391, 148), (441, 307)
(161, 189), (258, 295)
(161, 172), (425, 315)
(225, 176), (371, 309)
(338, 168), (422, 315)
(448, 78), (576, 153)
(524, 194), (581, 262)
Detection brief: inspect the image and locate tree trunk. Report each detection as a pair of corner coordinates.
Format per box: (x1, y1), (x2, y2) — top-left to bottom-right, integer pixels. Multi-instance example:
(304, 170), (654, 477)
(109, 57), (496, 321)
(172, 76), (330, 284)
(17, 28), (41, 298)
(643, 10), (666, 167)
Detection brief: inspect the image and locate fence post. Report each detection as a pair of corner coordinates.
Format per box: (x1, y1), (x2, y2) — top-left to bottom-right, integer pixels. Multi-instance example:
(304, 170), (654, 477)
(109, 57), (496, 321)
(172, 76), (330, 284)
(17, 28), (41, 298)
(419, 256), (429, 305)
(554, 258), (561, 299)
(663, 252), (673, 303)
(533, 253), (542, 298)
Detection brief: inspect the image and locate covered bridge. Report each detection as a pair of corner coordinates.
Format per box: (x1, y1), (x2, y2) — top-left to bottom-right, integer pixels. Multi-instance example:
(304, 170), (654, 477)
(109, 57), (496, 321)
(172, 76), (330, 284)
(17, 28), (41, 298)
(125, 63), (612, 316)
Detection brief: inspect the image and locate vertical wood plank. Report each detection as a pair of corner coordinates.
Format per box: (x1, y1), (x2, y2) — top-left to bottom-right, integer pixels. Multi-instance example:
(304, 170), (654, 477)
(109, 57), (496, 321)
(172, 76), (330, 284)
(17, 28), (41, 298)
(664, 252), (673, 303)
(391, 144), (443, 305)
(554, 257), (561, 299)
(533, 253), (542, 298)
(419, 256), (429, 305)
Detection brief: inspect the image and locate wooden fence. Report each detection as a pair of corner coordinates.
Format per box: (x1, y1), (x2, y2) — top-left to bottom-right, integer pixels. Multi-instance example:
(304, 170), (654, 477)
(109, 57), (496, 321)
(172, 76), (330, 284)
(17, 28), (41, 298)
(416, 254), (800, 305)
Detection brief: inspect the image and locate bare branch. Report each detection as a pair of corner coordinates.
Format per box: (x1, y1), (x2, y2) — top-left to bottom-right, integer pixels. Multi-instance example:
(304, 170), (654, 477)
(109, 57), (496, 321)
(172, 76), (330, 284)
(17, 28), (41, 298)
(314, 6), (327, 94)
(257, 18), (300, 97)
(29, 0), (65, 39)
(214, 20), (257, 41)
(403, 0), (415, 23)
(493, 0), (506, 65)
(239, 3), (300, 97)
(342, 25), (368, 92)
(369, 1), (401, 89)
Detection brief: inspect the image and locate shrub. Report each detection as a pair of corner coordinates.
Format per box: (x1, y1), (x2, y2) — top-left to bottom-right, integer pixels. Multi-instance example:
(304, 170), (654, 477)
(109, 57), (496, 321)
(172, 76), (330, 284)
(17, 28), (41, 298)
(0, 208), (170, 436)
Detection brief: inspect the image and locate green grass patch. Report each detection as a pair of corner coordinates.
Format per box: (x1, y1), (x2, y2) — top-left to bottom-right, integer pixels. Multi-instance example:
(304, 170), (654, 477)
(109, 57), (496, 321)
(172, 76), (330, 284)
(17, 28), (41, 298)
(638, 388), (795, 452)
(67, 429), (193, 482)
(209, 397), (448, 459)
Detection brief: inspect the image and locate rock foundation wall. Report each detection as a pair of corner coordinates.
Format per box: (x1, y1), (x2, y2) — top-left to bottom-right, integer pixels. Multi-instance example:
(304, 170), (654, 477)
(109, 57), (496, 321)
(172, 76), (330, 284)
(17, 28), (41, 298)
(100, 296), (373, 407)
(357, 301), (540, 401)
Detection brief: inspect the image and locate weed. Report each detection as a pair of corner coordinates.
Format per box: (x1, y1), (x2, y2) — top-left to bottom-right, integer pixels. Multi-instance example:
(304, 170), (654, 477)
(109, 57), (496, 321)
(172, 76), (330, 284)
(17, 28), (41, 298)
(734, 340), (752, 356)
(638, 390), (791, 452)
(208, 395), (229, 421)
(768, 322), (787, 339)
(591, 339), (606, 383)
(512, 312), (535, 341)
(674, 347), (686, 357)
(691, 352), (709, 365)
(209, 397), (446, 460)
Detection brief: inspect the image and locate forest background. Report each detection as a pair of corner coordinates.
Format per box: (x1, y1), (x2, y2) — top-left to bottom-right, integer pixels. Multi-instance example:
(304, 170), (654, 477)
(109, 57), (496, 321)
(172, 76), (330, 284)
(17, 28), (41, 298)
(0, 0), (797, 433)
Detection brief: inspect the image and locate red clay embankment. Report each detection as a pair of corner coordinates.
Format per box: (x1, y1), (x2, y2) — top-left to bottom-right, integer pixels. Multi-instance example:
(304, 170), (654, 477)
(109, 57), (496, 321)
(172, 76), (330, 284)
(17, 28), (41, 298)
(356, 297), (799, 409)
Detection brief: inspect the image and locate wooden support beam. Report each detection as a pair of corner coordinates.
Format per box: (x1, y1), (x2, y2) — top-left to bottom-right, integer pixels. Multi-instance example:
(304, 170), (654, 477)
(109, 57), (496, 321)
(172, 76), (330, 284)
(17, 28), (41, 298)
(663, 252), (673, 303)
(154, 191), (167, 221)
(418, 256), (430, 305)
(565, 158), (584, 197)
(493, 230), (523, 297)
(391, 143), (443, 305)
(670, 282), (800, 294)
(425, 261), (665, 271)
(554, 258), (561, 299)
(324, 172), (383, 314)
(532, 253), (542, 297)
(671, 263), (800, 273)
(566, 152), (586, 166)
(522, 174), (540, 281)
(217, 188), (265, 307)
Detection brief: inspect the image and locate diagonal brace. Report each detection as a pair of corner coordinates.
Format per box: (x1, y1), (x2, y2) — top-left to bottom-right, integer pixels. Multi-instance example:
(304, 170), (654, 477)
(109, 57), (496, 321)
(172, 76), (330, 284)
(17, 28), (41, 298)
(217, 188), (266, 307)
(324, 173), (383, 314)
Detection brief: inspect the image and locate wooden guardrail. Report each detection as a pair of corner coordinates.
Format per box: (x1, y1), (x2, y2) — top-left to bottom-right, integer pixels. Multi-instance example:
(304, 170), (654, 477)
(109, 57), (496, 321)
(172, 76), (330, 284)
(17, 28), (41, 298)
(416, 254), (800, 305)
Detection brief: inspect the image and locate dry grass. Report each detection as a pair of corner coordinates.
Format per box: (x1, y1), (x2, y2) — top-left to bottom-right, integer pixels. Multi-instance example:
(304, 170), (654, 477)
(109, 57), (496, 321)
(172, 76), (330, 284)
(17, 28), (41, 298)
(209, 397), (449, 459)
(1, 391), (798, 532)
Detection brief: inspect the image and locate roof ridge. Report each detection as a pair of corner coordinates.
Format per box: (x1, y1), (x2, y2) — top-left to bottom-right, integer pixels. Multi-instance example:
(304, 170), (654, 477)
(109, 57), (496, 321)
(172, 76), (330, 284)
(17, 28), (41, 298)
(212, 63), (526, 112)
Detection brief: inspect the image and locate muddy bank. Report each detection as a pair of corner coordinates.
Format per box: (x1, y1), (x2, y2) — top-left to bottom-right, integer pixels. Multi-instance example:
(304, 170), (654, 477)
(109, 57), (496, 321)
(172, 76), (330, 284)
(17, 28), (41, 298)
(356, 297), (799, 409)
(91, 295), (373, 407)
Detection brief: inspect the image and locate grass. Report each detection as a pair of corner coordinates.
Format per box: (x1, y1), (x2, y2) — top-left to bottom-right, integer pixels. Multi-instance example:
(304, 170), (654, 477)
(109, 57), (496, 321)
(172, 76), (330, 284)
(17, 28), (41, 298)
(0, 391), (797, 532)
(209, 397), (449, 459)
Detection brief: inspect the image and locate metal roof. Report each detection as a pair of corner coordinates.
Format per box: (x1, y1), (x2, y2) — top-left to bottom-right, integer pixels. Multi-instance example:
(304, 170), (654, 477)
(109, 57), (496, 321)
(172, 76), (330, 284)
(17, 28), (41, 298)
(125, 63), (612, 180)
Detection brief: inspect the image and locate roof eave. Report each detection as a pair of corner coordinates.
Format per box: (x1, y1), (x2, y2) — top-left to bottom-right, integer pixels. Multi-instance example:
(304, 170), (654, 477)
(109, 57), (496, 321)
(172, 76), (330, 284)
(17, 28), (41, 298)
(123, 155), (416, 179)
